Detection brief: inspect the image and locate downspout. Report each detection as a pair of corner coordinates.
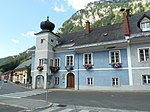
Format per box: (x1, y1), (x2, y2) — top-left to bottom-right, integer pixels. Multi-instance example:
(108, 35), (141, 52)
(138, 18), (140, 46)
(77, 52), (79, 90)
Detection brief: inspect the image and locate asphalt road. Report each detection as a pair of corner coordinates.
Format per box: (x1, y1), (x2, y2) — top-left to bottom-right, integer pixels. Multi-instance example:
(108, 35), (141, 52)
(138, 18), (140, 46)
(27, 90), (150, 111)
(1, 81), (150, 111)
(0, 81), (31, 112)
(0, 81), (29, 95)
(0, 104), (22, 112)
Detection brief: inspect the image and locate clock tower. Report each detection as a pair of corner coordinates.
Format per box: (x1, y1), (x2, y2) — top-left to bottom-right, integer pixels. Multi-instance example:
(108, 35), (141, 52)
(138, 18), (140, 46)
(32, 17), (58, 89)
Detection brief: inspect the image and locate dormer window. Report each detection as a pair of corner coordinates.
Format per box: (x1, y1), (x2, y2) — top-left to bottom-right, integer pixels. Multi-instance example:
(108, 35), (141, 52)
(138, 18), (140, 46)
(141, 22), (150, 31)
(139, 16), (150, 31)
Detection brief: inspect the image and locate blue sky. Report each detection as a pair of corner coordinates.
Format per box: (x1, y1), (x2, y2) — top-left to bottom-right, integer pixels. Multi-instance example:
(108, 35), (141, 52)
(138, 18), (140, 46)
(0, 0), (98, 58)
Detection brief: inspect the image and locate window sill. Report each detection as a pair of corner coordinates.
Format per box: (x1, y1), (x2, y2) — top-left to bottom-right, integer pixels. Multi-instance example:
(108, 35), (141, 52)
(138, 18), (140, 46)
(141, 28), (150, 32)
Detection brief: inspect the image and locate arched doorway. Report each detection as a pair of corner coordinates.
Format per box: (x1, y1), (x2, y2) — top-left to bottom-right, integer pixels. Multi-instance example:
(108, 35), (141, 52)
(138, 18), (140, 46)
(36, 75), (44, 89)
(67, 73), (75, 88)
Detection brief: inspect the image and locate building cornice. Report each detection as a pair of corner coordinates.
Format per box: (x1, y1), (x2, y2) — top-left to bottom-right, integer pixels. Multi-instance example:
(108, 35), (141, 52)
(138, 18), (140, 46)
(129, 32), (150, 39)
(68, 39), (127, 50)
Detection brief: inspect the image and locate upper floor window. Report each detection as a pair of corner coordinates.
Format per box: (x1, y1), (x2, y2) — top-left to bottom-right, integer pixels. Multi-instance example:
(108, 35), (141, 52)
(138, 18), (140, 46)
(140, 17), (150, 31)
(138, 48), (150, 62)
(141, 22), (150, 29)
(39, 59), (44, 66)
(50, 58), (60, 67)
(50, 59), (53, 66)
(109, 50), (121, 64)
(83, 53), (93, 65)
(54, 58), (60, 67)
(66, 55), (74, 66)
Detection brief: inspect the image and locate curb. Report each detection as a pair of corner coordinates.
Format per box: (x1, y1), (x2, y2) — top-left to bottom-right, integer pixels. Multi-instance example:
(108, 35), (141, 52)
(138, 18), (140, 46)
(0, 100), (53, 111)
(34, 102), (53, 110)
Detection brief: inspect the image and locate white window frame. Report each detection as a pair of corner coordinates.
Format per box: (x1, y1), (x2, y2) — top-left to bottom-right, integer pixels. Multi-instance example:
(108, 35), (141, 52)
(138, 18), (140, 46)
(54, 58), (60, 67)
(109, 50), (121, 64)
(140, 17), (150, 31)
(87, 77), (94, 86)
(141, 22), (150, 31)
(55, 77), (59, 85)
(142, 75), (150, 85)
(112, 77), (119, 86)
(137, 47), (150, 62)
(38, 58), (44, 66)
(65, 55), (74, 66)
(83, 53), (93, 65)
(49, 58), (54, 66)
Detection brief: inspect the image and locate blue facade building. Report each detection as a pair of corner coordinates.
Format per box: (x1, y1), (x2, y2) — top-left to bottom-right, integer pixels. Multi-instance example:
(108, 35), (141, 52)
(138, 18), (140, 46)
(31, 11), (150, 91)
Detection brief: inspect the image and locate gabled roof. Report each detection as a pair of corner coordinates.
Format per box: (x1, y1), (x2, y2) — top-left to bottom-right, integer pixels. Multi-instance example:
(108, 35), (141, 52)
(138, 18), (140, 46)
(128, 11), (150, 34)
(57, 23), (124, 48)
(15, 59), (31, 70)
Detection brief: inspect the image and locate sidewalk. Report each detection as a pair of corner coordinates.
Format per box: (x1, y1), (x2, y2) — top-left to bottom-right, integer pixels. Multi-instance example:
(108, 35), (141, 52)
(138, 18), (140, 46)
(0, 96), (52, 110)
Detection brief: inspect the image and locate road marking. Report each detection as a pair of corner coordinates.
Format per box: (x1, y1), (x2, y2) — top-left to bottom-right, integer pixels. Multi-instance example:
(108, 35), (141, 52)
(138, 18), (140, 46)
(79, 110), (90, 112)
(59, 108), (74, 112)
(1, 90), (47, 98)
(40, 107), (61, 112)
(0, 95), (20, 98)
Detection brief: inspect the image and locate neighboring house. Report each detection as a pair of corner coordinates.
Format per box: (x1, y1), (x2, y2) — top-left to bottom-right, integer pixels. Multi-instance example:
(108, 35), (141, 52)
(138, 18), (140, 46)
(12, 59), (31, 84)
(125, 11), (150, 90)
(31, 11), (150, 90)
(1, 70), (13, 81)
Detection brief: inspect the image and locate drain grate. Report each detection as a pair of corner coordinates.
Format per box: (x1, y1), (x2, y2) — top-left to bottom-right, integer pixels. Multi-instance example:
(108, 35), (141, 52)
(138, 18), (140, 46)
(57, 104), (67, 107)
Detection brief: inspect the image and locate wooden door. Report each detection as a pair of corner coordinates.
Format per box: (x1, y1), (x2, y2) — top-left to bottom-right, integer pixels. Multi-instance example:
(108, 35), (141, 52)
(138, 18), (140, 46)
(67, 73), (75, 88)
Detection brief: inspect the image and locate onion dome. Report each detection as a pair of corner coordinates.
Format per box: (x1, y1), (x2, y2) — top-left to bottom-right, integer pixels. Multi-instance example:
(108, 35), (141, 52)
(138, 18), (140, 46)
(40, 16), (55, 32)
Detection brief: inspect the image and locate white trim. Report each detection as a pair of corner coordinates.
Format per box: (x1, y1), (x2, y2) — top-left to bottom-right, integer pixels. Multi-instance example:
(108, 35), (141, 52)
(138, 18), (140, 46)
(140, 20), (150, 31)
(142, 28), (150, 32)
(132, 67), (150, 69)
(54, 57), (60, 67)
(49, 58), (54, 66)
(65, 54), (74, 66)
(112, 77), (120, 86)
(127, 45), (133, 86)
(38, 66), (150, 72)
(68, 40), (127, 49)
(141, 74), (150, 85)
(137, 47), (150, 62)
(87, 77), (94, 86)
(59, 68), (128, 72)
(83, 52), (93, 65)
(35, 50), (53, 52)
(129, 32), (150, 39)
(60, 43), (75, 48)
(38, 58), (46, 66)
(109, 50), (121, 64)
(54, 50), (75, 53)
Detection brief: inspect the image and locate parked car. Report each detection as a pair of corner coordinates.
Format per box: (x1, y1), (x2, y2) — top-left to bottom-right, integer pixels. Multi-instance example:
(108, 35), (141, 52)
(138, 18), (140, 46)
(15, 81), (20, 84)
(3, 80), (7, 83)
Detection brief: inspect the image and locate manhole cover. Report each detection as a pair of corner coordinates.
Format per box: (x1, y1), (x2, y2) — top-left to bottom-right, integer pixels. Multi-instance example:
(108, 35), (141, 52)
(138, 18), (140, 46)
(57, 104), (67, 107)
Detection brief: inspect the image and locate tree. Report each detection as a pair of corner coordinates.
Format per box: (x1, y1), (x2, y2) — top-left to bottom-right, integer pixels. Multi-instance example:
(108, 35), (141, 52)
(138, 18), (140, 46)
(26, 65), (32, 83)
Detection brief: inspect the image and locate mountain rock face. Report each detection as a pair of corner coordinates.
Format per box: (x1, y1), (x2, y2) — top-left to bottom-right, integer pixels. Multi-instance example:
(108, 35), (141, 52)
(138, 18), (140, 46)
(57, 0), (150, 35)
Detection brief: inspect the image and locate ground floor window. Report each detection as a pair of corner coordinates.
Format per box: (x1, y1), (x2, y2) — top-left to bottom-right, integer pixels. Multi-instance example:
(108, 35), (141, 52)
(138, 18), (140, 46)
(87, 77), (93, 86)
(112, 78), (119, 86)
(142, 75), (150, 84)
(55, 77), (59, 85)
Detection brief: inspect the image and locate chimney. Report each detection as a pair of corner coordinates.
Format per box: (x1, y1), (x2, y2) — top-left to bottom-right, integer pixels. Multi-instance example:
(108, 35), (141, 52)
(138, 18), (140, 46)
(86, 20), (90, 34)
(123, 11), (130, 36)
